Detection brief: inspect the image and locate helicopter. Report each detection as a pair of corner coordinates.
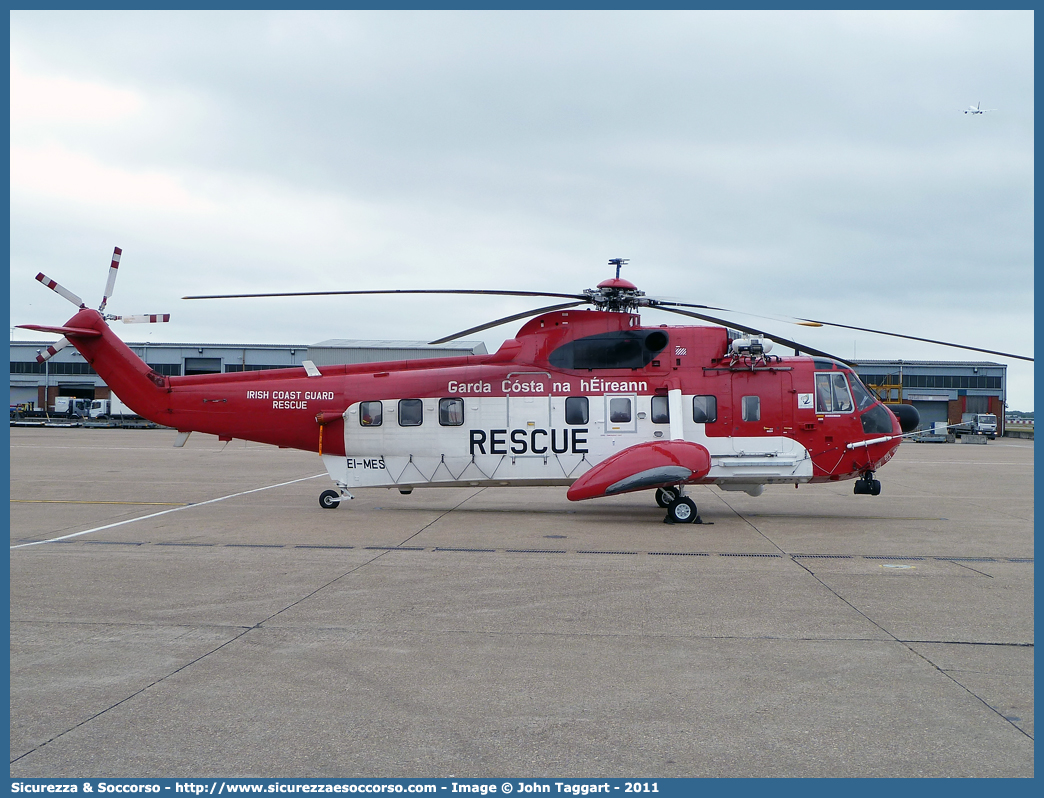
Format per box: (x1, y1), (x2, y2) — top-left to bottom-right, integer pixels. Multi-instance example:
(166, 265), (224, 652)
(18, 251), (1032, 523)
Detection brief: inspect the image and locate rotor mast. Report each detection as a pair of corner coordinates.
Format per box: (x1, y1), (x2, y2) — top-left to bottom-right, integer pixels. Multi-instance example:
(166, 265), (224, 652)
(585, 257), (645, 313)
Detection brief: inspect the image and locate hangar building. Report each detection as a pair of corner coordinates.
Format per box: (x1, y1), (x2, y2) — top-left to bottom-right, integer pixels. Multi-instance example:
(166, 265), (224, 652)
(852, 359), (1007, 434)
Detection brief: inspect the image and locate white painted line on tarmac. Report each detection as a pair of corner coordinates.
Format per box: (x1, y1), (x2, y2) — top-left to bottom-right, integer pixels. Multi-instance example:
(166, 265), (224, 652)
(10, 474), (328, 550)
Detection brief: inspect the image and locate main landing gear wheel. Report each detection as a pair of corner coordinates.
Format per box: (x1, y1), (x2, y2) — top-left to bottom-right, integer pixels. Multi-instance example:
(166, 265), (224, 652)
(655, 486), (680, 508)
(319, 490), (341, 509)
(665, 496), (699, 524)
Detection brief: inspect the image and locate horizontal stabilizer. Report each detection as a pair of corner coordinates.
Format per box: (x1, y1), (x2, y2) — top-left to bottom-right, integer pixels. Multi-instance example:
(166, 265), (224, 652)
(17, 324), (102, 338)
(566, 440), (712, 501)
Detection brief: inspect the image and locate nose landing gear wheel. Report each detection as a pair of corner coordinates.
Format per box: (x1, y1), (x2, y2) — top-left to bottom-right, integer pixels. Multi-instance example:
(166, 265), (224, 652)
(853, 473), (882, 496)
(655, 486), (680, 508)
(319, 490), (341, 509)
(665, 496), (699, 524)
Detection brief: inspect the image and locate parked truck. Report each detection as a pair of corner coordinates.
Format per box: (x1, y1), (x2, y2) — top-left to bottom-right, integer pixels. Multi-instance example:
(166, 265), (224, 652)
(10, 402), (48, 422)
(953, 413), (998, 440)
(89, 395), (135, 419)
(53, 397), (92, 418)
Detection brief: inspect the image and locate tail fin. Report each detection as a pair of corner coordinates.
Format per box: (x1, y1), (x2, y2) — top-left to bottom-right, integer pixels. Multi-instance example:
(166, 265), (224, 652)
(22, 246), (174, 424)
(20, 309), (170, 423)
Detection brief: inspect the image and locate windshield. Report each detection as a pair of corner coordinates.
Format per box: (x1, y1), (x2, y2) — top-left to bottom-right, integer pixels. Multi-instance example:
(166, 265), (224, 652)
(846, 372), (877, 411)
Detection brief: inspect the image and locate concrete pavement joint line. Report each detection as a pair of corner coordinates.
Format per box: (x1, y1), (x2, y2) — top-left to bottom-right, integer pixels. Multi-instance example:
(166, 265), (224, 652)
(12, 616), (1029, 647)
(901, 640), (1033, 648)
(9, 474), (329, 549)
(787, 561), (1035, 740)
(904, 648), (1035, 741)
(698, 490), (1026, 732)
(8, 481), (472, 766)
(754, 493), (1038, 743)
(708, 491), (790, 558)
(696, 489), (1029, 732)
(10, 619), (254, 631)
(255, 487), (488, 628)
(709, 486), (1027, 735)
(9, 625), (257, 767)
(36, 538), (1036, 563)
(949, 560), (995, 578)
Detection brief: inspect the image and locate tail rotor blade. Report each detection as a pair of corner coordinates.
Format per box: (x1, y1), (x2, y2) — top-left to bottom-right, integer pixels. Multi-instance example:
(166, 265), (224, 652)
(116, 313), (171, 324)
(35, 337), (70, 363)
(99, 246), (122, 313)
(35, 273), (86, 309)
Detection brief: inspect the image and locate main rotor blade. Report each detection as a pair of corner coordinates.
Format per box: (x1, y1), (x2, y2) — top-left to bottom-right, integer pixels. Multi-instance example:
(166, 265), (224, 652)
(99, 247), (122, 313)
(428, 301), (588, 345)
(651, 306), (853, 365)
(650, 299), (823, 327)
(184, 288), (589, 302)
(796, 317), (1033, 362)
(646, 299), (738, 313)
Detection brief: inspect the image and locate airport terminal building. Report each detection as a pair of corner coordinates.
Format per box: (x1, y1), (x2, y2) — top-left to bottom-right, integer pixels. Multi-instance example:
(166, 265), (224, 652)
(10, 340), (1007, 433)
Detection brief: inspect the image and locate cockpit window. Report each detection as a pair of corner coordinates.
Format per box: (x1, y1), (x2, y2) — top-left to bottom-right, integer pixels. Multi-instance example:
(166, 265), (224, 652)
(815, 372), (854, 413)
(847, 373), (877, 411)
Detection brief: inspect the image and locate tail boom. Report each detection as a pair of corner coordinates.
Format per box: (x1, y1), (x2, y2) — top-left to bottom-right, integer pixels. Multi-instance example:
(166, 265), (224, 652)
(27, 309), (343, 454)
(34, 309), (173, 423)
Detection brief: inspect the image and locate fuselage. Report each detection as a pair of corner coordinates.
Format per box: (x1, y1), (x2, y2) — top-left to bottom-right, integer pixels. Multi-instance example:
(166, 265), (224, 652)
(59, 306), (903, 499)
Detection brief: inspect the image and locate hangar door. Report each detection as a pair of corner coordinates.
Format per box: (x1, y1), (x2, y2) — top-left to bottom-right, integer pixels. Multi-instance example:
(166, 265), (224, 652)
(912, 400), (948, 430)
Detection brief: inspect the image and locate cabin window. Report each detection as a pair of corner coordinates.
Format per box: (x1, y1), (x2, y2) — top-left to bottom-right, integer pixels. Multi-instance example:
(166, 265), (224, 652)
(651, 395), (670, 424)
(439, 398), (464, 426)
(692, 395), (717, 423)
(565, 396), (589, 425)
(398, 398), (424, 426)
(741, 395), (760, 422)
(815, 373), (854, 413)
(609, 397), (632, 423)
(360, 401), (383, 427)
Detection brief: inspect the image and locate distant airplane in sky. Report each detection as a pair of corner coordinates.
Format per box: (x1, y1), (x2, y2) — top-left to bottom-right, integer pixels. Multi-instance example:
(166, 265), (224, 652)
(963, 102), (996, 115)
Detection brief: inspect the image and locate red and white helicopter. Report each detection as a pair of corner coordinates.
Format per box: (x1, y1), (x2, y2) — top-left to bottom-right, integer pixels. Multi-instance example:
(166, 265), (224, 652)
(20, 251), (1032, 523)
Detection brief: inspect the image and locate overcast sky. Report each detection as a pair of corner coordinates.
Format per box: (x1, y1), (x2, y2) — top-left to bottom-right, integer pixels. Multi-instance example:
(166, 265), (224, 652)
(10, 10), (1034, 409)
